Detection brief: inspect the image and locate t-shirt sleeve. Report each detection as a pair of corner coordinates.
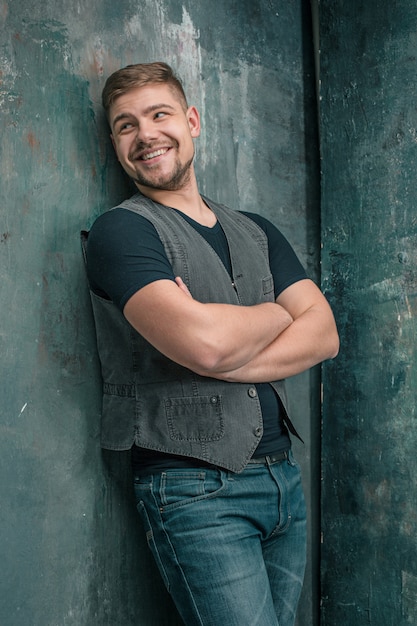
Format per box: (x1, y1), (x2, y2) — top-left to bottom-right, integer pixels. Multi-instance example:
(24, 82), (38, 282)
(240, 211), (308, 298)
(86, 208), (175, 311)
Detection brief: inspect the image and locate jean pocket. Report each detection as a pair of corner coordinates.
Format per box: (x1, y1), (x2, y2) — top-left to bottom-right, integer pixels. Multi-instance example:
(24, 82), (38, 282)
(133, 475), (153, 502)
(159, 469), (226, 510)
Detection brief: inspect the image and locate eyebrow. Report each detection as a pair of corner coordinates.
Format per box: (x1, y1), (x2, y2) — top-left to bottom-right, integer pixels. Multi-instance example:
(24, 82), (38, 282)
(111, 103), (176, 130)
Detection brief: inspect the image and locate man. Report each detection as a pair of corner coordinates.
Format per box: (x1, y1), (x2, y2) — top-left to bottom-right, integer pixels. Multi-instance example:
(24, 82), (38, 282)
(84, 61), (339, 626)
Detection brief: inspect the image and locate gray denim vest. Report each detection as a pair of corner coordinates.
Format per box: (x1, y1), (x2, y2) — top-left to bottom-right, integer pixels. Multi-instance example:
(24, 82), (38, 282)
(85, 193), (292, 473)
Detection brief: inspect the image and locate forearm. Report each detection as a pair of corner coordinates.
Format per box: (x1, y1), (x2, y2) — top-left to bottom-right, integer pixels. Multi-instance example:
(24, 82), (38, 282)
(210, 305), (339, 382)
(190, 300), (293, 373)
(202, 278), (340, 382)
(124, 280), (293, 373)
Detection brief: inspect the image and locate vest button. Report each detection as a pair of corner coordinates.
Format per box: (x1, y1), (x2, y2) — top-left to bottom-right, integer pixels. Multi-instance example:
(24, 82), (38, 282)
(210, 396), (218, 404)
(255, 427), (262, 437)
(248, 387), (257, 398)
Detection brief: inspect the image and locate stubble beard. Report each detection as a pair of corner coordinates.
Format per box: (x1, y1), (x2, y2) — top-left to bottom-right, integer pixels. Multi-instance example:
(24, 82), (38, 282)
(131, 150), (195, 192)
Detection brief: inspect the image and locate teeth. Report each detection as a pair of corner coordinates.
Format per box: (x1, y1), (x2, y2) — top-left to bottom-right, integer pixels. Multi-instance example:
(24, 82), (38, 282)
(142, 148), (168, 161)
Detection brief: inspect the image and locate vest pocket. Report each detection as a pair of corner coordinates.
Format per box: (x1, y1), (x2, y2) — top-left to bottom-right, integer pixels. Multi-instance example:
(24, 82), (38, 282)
(262, 274), (274, 297)
(165, 395), (224, 442)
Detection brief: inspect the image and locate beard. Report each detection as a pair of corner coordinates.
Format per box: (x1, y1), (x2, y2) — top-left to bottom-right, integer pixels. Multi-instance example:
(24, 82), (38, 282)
(130, 144), (195, 192)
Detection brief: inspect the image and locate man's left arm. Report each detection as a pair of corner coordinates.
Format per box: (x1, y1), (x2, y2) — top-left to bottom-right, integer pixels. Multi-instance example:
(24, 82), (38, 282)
(201, 278), (339, 382)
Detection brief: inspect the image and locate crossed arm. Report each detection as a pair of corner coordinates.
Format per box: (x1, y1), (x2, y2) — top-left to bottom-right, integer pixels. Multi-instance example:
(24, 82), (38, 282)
(210, 278), (339, 382)
(123, 276), (339, 382)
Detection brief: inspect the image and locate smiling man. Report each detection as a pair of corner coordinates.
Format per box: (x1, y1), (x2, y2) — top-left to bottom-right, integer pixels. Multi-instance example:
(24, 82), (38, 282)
(110, 84), (198, 192)
(84, 62), (339, 626)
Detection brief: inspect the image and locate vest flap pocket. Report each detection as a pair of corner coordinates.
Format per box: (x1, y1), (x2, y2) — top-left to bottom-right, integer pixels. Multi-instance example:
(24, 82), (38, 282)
(165, 395), (224, 442)
(262, 274), (274, 297)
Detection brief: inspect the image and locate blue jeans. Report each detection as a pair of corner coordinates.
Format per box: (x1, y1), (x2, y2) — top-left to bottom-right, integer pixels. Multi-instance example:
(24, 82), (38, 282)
(133, 451), (306, 626)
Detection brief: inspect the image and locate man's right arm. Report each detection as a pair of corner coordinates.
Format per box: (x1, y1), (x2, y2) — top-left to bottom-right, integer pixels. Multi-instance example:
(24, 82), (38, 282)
(88, 209), (292, 373)
(123, 279), (292, 374)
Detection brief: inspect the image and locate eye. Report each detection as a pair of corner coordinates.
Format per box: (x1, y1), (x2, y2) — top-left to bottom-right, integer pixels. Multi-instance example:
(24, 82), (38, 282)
(154, 111), (167, 119)
(113, 119), (135, 135)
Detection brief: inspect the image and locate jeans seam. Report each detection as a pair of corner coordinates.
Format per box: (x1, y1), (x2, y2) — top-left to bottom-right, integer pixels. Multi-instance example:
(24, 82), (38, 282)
(269, 464), (293, 537)
(138, 500), (172, 592)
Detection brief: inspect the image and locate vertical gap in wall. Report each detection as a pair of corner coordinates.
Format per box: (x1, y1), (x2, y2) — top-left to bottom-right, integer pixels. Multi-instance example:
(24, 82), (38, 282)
(309, 3), (323, 626)
(311, 0), (321, 131)
(302, 2), (321, 625)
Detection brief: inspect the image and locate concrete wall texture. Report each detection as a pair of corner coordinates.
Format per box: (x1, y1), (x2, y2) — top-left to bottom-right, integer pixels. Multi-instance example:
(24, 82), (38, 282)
(1, 1), (319, 625)
(320, 2), (417, 625)
(3, 1), (416, 624)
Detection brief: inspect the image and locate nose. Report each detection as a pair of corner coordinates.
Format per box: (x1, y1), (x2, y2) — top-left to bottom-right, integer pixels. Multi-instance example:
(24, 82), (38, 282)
(135, 119), (158, 145)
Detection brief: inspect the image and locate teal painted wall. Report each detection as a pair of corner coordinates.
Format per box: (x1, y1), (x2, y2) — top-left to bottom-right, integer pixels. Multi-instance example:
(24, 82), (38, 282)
(0, 1), (319, 624)
(320, 2), (417, 624)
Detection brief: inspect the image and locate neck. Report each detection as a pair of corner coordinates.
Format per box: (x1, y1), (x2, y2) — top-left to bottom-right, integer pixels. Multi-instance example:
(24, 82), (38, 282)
(135, 173), (216, 227)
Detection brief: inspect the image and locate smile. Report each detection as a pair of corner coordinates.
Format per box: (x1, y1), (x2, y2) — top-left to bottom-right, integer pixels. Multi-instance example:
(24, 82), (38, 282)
(141, 148), (169, 161)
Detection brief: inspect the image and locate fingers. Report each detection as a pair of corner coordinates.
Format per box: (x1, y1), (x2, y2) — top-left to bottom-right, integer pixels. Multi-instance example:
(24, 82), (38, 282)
(175, 276), (192, 297)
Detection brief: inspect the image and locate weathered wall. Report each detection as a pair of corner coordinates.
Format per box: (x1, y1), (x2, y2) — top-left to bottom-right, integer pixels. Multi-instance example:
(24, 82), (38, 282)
(0, 1), (318, 624)
(320, 2), (417, 624)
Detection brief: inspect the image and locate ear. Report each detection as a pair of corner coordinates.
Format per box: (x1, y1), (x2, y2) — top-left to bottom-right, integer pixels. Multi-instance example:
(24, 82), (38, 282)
(187, 106), (201, 138)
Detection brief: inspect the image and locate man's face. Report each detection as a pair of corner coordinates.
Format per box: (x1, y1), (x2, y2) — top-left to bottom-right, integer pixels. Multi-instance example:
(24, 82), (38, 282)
(109, 84), (200, 193)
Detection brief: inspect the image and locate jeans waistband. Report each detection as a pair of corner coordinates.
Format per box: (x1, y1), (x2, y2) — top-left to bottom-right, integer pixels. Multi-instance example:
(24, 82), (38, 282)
(247, 450), (289, 465)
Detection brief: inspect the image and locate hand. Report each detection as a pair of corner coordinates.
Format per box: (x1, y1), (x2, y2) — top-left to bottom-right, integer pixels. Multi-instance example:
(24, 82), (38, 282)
(175, 276), (193, 298)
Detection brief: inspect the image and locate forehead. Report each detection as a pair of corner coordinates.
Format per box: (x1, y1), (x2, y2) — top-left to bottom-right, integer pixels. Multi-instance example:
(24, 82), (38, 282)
(109, 84), (184, 123)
